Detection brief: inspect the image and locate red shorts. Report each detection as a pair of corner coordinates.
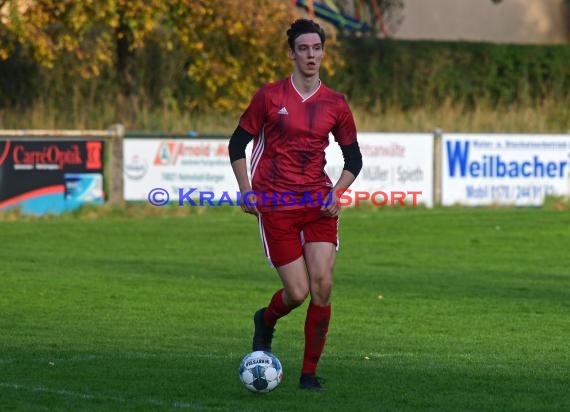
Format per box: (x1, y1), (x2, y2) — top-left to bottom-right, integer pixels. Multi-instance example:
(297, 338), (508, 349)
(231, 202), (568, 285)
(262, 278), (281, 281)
(258, 207), (339, 268)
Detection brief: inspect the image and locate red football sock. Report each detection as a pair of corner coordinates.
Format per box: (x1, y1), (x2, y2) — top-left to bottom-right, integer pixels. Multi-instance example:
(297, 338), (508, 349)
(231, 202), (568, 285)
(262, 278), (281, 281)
(302, 302), (331, 376)
(263, 288), (292, 327)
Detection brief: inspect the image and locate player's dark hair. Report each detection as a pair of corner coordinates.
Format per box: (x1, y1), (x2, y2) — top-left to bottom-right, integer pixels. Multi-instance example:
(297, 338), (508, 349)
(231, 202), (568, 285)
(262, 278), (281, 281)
(287, 19), (326, 50)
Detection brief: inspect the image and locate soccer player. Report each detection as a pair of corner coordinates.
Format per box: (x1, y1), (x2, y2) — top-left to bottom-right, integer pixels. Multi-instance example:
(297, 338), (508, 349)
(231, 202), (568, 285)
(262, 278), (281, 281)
(228, 18), (362, 391)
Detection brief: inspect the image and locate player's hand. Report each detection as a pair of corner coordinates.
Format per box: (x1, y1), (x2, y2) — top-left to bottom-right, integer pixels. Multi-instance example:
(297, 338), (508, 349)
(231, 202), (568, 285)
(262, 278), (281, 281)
(241, 192), (259, 216)
(320, 191), (341, 217)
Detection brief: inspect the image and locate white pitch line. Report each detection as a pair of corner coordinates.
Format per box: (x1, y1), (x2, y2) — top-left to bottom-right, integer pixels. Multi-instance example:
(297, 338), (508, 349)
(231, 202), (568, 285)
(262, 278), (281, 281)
(0, 382), (199, 410)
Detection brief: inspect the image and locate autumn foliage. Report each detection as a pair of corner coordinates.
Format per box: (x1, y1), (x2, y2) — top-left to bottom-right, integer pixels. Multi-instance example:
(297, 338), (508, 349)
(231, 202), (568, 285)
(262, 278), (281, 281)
(0, 0), (343, 122)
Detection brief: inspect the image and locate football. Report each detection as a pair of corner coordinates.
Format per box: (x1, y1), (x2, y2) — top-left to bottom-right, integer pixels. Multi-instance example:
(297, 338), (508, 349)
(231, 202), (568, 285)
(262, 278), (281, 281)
(238, 351), (283, 393)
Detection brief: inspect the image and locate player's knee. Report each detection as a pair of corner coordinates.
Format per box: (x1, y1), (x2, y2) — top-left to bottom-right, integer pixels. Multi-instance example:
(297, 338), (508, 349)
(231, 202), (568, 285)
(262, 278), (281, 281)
(311, 276), (332, 303)
(285, 287), (309, 308)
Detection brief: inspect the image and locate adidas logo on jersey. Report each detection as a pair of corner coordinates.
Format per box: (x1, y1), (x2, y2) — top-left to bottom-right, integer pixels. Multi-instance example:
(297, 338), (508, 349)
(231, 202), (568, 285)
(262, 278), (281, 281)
(277, 107), (289, 115)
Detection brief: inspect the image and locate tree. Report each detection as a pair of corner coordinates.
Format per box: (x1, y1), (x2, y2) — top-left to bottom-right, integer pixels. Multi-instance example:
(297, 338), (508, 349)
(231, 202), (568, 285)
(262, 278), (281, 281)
(168, 0), (296, 112)
(1, 1), (343, 123)
(0, 0), (159, 121)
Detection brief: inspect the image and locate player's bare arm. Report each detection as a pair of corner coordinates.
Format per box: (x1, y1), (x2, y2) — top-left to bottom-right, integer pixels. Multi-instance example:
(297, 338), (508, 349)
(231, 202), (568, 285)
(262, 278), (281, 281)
(228, 126), (258, 215)
(321, 141), (363, 217)
(322, 170), (357, 217)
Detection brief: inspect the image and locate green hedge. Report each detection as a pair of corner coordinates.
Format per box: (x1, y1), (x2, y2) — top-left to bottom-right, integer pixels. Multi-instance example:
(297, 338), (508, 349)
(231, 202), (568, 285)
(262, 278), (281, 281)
(2, 36), (569, 114)
(328, 37), (570, 109)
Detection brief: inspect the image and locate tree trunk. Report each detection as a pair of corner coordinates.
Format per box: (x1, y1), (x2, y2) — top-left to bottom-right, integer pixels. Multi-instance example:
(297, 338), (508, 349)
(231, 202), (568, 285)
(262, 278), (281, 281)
(115, 11), (137, 127)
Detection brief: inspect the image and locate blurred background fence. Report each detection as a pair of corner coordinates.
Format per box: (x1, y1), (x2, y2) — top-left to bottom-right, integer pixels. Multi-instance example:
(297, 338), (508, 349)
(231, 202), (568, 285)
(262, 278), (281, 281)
(1, 128), (568, 215)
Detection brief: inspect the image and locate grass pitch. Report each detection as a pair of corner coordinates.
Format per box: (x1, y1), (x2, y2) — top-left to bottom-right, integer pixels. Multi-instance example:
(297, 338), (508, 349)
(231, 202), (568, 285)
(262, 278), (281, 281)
(0, 206), (569, 411)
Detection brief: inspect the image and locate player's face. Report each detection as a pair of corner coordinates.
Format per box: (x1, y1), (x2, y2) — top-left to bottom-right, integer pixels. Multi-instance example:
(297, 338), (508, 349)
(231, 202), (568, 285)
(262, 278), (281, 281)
(289, 33), (323, 77)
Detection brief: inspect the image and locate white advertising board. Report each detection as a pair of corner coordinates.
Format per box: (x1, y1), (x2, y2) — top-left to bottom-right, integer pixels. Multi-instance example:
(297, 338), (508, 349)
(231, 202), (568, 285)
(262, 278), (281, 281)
(123, 138), (251, 202)
(442, 134), (570, 206)
(325, 133), (434, 207)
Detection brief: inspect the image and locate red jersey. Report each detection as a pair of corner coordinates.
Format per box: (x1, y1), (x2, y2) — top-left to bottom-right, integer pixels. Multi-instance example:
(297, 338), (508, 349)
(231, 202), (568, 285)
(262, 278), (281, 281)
(239, 76), (357, 210)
